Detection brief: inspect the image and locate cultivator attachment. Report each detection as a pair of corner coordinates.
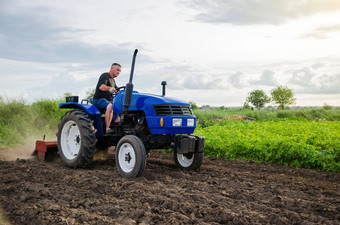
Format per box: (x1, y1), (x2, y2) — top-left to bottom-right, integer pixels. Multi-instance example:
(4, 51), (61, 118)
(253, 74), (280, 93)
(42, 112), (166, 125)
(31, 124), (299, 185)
(32, 140), (58, 161)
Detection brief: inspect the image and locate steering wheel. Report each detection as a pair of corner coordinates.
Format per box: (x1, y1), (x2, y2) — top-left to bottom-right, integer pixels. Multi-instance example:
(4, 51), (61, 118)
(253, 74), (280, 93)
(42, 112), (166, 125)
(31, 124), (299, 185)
(116, 86), (126, 91)
(111, 86), (126, 97)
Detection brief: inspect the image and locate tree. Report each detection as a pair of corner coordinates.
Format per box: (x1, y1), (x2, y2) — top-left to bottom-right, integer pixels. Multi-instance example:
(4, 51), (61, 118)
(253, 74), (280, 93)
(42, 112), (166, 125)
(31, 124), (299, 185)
(246, 89), (270, 109)
(189, 101), (198, 110)
(63, 92), (72, 98)
(271, 86), (296, 110)
(242, 101), (251, 110)
(60, 92), (72, 101)
(322, 103), (332, 110)
(85, 88), (95, 100)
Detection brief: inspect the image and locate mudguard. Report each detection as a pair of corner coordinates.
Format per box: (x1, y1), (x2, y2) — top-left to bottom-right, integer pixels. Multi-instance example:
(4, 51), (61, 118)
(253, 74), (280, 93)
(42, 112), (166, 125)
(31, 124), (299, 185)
(59, 102), (104, 136)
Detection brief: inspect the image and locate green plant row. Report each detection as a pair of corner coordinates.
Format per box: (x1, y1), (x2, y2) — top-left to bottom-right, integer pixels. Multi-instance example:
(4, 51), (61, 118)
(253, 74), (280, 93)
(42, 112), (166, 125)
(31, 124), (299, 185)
(194, 108), (340, 127)
(194, 120), (340, 172)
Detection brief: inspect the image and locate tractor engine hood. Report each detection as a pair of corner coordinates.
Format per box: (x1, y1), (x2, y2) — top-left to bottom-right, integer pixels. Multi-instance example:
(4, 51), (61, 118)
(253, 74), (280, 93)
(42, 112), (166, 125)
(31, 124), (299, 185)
(113, 90), (191, 115)
(113, 90), (196, 134)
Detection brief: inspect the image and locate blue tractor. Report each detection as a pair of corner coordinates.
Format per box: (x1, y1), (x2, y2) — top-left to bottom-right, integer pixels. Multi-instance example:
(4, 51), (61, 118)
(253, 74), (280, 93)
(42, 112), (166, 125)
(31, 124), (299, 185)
(56, 49), (204, 177)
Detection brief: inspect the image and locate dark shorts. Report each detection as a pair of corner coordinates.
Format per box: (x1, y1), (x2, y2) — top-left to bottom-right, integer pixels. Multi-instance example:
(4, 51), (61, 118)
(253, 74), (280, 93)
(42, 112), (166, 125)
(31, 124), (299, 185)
(92, 98), (111, 113)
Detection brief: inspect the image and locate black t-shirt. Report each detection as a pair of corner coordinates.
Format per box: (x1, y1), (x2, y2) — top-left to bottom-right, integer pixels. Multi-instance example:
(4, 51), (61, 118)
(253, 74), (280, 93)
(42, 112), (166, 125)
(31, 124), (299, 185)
(93, 72), (118, 101)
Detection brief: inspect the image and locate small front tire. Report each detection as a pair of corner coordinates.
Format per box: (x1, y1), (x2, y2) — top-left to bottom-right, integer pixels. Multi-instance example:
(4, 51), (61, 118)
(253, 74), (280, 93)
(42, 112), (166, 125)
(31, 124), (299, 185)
(174, 150), (203, 171)
(116, 135), (146, 178)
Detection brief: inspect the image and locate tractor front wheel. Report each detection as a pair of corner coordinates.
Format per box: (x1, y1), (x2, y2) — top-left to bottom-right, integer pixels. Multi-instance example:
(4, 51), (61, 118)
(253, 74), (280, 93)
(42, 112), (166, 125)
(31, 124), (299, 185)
(174, 150), (203, 171)
(56, 110), (97, 168)
(116, 135), (146, 178)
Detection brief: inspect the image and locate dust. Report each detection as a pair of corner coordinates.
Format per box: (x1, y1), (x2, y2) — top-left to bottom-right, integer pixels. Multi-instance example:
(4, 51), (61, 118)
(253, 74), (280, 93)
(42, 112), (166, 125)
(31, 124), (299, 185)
(0, 134), (56, 161)
(0, 137), (116, 162)
(93, 146), (115, 160)
(0, 145), (35, 161)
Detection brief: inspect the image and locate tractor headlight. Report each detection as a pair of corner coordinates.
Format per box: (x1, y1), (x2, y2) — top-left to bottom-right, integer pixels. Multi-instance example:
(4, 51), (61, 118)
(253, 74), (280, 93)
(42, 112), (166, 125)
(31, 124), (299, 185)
(172, 118), (182, 127)
(187, 118), (195, 127)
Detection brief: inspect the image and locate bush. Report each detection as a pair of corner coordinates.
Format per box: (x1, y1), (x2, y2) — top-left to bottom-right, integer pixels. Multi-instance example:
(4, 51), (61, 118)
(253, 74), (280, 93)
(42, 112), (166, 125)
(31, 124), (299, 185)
(31, 99), (67, 130)
(0, 97), (67, 148)
(323, 104), (333, 110)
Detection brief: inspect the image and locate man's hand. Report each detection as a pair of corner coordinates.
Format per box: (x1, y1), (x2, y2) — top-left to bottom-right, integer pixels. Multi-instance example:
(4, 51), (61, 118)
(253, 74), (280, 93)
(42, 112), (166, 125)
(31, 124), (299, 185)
(110, 87), (117, 94)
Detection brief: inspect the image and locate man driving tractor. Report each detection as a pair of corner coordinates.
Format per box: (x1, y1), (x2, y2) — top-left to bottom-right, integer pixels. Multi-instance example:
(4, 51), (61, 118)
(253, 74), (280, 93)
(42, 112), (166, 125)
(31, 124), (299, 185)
(92, 63), (122, 133)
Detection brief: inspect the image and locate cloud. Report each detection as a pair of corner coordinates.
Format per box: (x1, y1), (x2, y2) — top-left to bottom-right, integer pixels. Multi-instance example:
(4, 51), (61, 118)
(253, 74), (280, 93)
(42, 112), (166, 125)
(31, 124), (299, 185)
(311, 61), (325, 70)
(301, 24), (340, 39)
(1, 0), (340, 107)
(249, 70), (278, 86)
(183, 75), (229, 90)
(289, 67), (316, 86)
(313, 73), (340, 94)
(289, 66), (340, 95)
(25, 73), (93, 100)
(183, 0), (340, 25)
(0, 2), (156, 101)
(134, 64), (230, 91)
(229, 72), (247, 88)
(0, 7), (145, 67)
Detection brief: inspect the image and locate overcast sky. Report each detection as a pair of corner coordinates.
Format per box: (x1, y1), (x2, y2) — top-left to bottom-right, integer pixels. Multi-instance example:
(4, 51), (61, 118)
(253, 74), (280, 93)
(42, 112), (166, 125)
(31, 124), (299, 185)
(1, 0), (340, 106)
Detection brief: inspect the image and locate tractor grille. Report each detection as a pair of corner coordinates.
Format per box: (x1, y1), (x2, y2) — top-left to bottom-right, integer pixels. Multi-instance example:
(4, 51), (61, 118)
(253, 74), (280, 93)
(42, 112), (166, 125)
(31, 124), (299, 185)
(154, 105), (193, 116)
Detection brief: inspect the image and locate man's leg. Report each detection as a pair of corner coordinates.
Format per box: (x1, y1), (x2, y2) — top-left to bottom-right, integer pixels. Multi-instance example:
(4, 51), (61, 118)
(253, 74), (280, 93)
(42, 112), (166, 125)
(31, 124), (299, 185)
(114, 114), (120, 123)
(105, 103), (113, 131)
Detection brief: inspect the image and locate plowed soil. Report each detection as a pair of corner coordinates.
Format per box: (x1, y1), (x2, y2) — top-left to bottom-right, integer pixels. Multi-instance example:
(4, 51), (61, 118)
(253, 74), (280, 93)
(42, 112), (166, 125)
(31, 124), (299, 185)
(0, 149), (339, 225)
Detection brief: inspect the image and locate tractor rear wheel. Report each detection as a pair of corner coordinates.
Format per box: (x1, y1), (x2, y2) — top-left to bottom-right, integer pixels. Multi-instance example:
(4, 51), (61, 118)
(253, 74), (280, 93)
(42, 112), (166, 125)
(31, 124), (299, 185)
(56, 109), (97, 168)
(174, 150), (203, 171)
(116, 135), (146, 178)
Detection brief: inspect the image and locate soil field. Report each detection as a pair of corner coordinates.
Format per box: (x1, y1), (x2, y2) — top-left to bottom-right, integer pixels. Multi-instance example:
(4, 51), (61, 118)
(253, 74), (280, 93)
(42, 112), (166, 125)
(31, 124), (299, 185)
(0, 150), (339, 225)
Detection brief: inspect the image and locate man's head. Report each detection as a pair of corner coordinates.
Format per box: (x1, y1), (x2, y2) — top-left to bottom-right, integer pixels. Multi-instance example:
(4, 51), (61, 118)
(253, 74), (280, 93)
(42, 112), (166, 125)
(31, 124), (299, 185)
(109, 63), (121, 78)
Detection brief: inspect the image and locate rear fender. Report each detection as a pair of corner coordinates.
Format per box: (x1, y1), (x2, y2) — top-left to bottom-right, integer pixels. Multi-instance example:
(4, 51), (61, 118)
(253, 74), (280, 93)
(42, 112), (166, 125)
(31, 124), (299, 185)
(59, 102), (103, 136)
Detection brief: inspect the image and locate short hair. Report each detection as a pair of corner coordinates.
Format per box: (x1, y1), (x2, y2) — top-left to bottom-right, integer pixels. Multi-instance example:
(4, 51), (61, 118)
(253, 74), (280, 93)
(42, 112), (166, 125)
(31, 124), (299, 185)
(111, 63), (121, 67)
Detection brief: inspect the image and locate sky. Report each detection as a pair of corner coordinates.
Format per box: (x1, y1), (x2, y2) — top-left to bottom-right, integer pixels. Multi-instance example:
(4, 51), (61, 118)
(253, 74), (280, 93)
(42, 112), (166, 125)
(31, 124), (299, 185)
(1, 0), (340, 107)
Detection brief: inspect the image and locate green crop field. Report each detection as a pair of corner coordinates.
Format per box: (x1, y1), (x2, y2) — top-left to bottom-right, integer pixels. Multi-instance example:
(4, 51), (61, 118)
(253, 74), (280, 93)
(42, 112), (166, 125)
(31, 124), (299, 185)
(194, 109), (340, 172)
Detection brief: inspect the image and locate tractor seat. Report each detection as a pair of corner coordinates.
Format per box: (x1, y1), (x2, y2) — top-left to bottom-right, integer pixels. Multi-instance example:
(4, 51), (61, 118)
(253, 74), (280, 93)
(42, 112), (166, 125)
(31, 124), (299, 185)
(89, 97), (117, 115)
(84, 97), (106, 114)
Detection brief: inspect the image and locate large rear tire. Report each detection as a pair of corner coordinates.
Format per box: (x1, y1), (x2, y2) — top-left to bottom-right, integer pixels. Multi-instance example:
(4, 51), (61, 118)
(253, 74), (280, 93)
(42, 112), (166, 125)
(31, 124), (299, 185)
(116, 135), (146, 178)
(56, 110), (97, 168)
(174, 150), (203, 171)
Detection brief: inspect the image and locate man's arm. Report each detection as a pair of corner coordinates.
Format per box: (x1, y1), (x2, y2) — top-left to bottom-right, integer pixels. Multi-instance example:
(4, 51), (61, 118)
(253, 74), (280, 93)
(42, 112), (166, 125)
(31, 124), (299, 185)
(99, 84), (117, 93)
(99, 84), (111, 92)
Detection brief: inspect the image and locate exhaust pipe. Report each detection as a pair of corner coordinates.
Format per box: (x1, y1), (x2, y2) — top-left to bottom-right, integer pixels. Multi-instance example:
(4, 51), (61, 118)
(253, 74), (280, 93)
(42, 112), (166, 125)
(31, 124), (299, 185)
(161, 81), (167, 96)
(123, 49), (138, 112)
